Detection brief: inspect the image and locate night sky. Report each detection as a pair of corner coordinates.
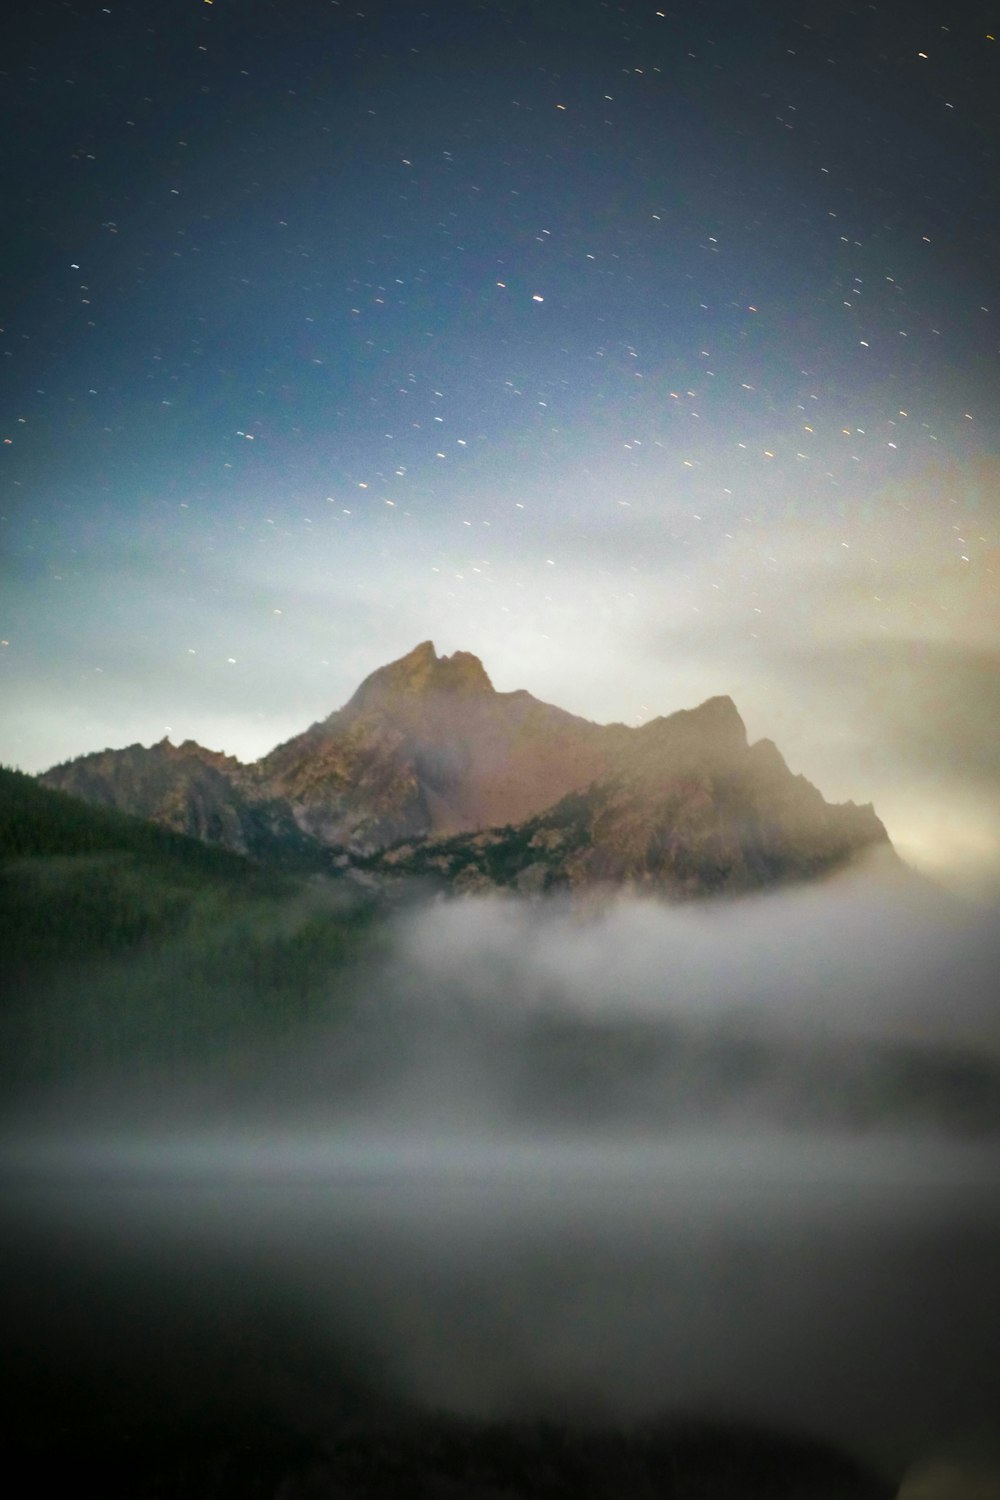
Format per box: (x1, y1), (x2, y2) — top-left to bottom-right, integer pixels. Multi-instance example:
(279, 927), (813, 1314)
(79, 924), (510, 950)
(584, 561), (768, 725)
(2, 0), (998, 895)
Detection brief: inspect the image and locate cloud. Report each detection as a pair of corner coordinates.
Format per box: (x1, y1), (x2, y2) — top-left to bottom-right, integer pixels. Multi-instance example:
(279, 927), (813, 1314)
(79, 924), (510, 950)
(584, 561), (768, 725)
(6, 871), (1000, 1472)
(393, 865), (1000, 1054)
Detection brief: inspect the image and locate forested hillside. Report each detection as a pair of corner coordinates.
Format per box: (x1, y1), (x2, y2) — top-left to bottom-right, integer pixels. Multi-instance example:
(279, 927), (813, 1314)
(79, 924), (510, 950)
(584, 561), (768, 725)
(0, 768), (374, 1102)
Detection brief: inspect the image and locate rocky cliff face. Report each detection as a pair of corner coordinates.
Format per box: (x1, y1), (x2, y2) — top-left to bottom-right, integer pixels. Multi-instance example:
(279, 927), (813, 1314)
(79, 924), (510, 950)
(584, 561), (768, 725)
(39, 641), (894, 894)
(257, 641), (623, 849)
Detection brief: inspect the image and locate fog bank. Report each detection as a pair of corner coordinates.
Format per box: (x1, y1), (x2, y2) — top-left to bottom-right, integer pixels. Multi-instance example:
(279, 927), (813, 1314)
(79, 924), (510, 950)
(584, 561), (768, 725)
(4, 866), (999, 1478)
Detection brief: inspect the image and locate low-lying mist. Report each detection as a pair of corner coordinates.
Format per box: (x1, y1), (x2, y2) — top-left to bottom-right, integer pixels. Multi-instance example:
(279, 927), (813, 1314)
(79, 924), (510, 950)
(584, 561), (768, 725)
(4, 860), (999, 1484)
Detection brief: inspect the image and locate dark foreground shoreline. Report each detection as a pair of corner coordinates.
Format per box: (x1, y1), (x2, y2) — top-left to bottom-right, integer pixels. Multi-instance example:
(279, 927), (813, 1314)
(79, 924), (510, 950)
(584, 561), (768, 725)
(9, 1399), (895, 1499)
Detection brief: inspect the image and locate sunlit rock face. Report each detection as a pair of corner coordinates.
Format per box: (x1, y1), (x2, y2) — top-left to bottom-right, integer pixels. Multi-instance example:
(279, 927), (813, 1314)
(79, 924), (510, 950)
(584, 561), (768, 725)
(258, 640), (621, 849)
(38, 641), (894, 890)
(368, 678), (893, 899)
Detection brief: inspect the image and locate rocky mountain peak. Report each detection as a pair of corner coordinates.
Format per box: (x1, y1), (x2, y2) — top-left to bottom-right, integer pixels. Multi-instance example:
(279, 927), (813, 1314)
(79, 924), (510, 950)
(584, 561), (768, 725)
(747, 737), (791, 776)
(345, 640), (494, 714)
(438, 648), (495, 694)
(148, 736), (243, 772)
(637, 694), (748, 764)
(681, 694), (746, 739)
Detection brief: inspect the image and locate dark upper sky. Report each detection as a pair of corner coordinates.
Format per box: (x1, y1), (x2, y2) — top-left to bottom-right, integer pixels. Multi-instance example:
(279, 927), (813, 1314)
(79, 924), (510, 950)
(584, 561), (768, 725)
(2, 0), (998, 892)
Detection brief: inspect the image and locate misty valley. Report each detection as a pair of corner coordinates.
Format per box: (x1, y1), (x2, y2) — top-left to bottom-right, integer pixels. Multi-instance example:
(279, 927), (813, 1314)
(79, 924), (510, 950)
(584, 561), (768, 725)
(3, 650), (1000, 1497)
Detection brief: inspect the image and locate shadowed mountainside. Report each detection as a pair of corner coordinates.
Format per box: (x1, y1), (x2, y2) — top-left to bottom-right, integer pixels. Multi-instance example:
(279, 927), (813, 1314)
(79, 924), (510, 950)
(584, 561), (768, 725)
(33, 736), (325, 865)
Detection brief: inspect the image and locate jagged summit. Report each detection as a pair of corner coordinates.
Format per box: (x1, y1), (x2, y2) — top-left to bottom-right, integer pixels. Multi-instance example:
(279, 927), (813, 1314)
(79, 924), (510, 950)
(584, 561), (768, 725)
(638, 694), (748, 762)
(682, 694), (745, 733)
(345, 641), (494, 714)
(37, 642), (894, 893)
(148, 736), (244, 768)
(261, 641), (606, 848)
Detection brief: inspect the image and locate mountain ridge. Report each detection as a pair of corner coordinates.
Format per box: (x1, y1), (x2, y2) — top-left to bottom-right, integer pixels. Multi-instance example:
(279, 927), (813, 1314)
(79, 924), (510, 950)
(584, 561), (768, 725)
(38, 642), (892, 896)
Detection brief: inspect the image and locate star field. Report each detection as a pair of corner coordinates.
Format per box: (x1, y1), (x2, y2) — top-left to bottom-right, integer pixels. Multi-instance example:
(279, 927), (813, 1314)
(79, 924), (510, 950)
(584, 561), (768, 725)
(2, 0), (998, 892)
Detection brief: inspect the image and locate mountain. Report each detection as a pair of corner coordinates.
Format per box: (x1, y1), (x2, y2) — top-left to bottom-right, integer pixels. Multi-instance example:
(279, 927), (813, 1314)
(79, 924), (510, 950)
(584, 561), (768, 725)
(40, 643), (626, 855)
(38, 641), (893, 894)
(0, 762), (269, 884)
(32, 736), (319, 865)
(367, 692), (892, 898)
(256, 640), (625, 848)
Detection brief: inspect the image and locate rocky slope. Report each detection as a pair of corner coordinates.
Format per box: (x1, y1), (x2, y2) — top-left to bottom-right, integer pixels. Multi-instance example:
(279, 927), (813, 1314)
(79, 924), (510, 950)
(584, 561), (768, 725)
(39, 641), (626, 854)
(256, 640), (625, 848)
(368, 693), (892, 898)
(39, 641), (893, 894)
(36, 736), (316, 863)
